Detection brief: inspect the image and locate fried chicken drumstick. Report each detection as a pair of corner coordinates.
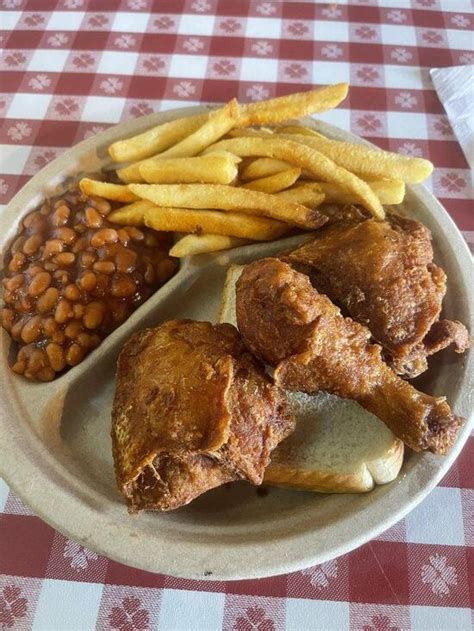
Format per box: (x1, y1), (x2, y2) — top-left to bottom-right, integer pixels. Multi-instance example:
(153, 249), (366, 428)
(285, 215), (469, 378)
(236, 258), (463, 454)
(112, 320), (294, 512)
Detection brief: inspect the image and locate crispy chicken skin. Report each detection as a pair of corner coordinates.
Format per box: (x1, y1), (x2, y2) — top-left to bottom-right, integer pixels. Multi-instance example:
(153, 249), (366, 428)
(236, 258), (463, 454)
(285, 215), (469, 377)
(111, 319), (294, 512)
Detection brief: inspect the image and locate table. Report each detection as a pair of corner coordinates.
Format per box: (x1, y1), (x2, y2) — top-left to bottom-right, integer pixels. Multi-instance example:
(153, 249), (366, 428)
(0, 1), (472, 629)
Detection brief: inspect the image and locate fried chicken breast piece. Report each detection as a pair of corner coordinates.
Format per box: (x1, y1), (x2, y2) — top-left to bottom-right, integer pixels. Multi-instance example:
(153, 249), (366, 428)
(285, 215), (469, 378)
(112, 320), (294, 512)
(236, 258), (463, 454)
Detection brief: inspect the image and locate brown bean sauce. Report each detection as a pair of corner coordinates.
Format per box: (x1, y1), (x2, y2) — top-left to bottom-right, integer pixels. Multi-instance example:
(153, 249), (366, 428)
(1, 187), (178, 381)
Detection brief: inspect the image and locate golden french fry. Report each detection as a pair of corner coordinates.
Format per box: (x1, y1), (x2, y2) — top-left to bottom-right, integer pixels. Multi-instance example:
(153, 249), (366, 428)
(108, 113), (207, 163)
(143, 209), (288, 240)
(277, 184), (325, 208)
(159, 99), (240, 158)
(108, 200), (157, 225)
(276, 133), (433, 183)
(204, 137), (384, 219)
(203, 150), (241, 163)
(242, 168), (301, 193)
(240, 157), (293, 181)
(367, 180), (405, 204)
(108, 83), (347, 163)
(117, 100), (241, 183)
(110, 205), (290, 240)
(129, 183), (327, 229)
(79, 178), (139, 202)
(228, 127), (274, 138)
(169, 234), (252, 257)
(319, 180), (406, 205)
(115, 163), (142, 184)
(276, 125), (326, 139)
(139, 154), (240, 185)
(239, 84), (349, 126)
(278, 180), (405, 207)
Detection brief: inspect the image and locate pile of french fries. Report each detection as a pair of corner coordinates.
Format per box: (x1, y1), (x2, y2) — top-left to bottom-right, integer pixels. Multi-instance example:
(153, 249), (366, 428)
(79, 83), (434, 258)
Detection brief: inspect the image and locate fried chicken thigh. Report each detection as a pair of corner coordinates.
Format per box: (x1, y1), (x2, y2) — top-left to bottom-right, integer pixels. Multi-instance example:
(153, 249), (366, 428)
(112, 320), (294, 512)
(285, 215), (469, 377)
(236, 258), (463, 454)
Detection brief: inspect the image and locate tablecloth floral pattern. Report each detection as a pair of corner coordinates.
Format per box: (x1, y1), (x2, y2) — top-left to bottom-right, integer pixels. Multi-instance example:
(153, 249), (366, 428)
(0, 0), (472, 629)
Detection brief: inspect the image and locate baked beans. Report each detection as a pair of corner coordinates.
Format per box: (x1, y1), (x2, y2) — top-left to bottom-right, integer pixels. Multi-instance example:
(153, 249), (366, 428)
(1, 187), (178, 381)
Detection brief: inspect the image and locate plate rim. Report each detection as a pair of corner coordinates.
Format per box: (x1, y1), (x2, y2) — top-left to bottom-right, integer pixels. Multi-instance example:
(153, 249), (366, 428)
(0, 105), (473, 581)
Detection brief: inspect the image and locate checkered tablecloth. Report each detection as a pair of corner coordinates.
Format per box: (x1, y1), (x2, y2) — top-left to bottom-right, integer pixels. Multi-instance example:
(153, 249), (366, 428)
(0, 0), (472, 629)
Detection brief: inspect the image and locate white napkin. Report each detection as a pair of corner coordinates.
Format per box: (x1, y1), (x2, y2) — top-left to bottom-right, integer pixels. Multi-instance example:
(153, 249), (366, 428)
(430, 65), (474, 169)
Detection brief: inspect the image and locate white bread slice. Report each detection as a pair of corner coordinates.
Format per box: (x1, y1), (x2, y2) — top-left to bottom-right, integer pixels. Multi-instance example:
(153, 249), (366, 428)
(219, 264), (404, 493)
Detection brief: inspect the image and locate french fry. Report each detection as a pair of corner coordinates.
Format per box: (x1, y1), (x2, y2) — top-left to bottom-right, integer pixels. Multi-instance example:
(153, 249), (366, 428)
(108, 113), (207, 163)
(278, 180), (405, 207)
(108, 83), (346, 163)
(109, 205), (290, 240)
(228, 127), (274, 138)
(238, 84), (349, 126)
(277, 184), (325, 208)
(319, 180), (406, 205)
(108, 200), (157, 225)
(169, 234), (252, 257)
(204, 137), (385, 219)
(276, 125), (326, 139)
(143, 209), (288, 241)
(139, 154), (240, 185)
(79, 178), (139, 202)
(367, 180), (405, 205)
(109, 84), (347, 163)
(128, 183), (327, 229)
(158, 99), (240, 158)
(240, 157), (293, 181)
(115, 162), (145, 184)
(275, 133), (433, 183)
(211, 151), (242, 162)
(231, 126), (325, 139)
(242, 168), (301, 193)
(117, 100), (240, 183)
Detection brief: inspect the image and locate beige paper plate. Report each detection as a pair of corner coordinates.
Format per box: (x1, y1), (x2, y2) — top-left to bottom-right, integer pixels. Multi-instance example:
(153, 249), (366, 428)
(0, 107), (472, 580)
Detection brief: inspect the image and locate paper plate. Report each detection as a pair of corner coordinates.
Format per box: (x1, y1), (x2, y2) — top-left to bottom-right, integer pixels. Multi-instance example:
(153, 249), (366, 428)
(0, 107), (472, 580)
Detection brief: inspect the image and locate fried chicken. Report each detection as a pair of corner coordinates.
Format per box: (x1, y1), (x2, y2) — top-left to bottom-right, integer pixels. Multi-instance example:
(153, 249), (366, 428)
(236, 258), (463, 454)
(112, 319), (294, 512)
(285, 215), (469, 377)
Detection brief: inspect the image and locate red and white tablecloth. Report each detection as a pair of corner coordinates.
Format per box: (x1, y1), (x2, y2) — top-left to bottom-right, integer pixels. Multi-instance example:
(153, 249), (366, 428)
(0, 1), (472, 629)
